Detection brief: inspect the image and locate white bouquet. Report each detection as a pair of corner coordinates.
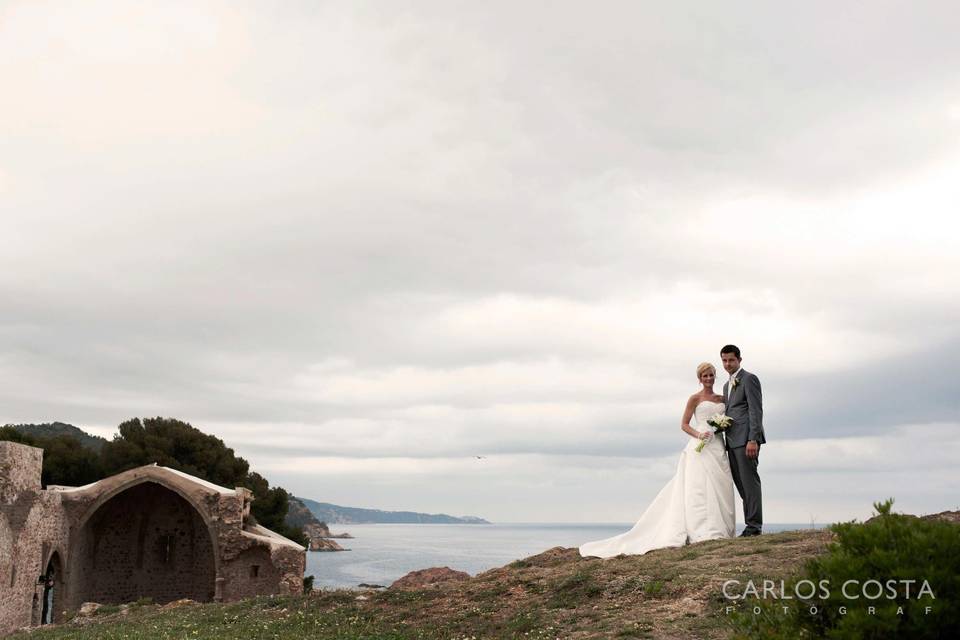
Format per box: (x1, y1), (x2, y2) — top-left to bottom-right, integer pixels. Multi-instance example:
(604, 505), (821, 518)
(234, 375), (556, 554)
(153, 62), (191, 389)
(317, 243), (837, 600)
(695, 413), (732, 453)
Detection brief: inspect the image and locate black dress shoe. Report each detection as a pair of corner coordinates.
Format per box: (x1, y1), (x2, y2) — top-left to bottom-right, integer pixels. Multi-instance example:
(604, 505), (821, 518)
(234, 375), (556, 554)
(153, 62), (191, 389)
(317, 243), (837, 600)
(738, 528), (761, 537)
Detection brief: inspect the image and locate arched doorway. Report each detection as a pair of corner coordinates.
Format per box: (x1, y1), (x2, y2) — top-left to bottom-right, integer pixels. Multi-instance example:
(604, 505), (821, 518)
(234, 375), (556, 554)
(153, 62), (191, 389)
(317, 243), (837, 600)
(74, 481), (217, 605)
(40, 552), (62, 625)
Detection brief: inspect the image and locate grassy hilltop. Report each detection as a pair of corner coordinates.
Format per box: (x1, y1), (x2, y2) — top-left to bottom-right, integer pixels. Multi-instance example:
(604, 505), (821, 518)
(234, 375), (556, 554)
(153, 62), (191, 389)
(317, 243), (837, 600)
(16, 502), (958, 639)
(11, 529), (830, 640)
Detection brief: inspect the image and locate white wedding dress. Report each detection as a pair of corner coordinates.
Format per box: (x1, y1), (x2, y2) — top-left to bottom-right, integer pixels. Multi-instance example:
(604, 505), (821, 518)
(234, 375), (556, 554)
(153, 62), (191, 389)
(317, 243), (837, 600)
(579, 400), (735, 558)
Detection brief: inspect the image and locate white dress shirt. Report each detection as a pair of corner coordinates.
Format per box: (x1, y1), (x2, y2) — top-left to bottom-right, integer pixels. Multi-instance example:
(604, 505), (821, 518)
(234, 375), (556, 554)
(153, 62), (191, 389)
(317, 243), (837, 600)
(729, 367), (756, 444)
(728, 367), (742, 397)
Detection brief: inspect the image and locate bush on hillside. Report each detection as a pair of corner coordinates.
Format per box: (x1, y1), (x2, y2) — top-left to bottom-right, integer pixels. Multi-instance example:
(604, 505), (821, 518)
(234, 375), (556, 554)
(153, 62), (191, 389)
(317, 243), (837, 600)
(1, 418), (306, 545)
(729, 498), (959, 639)
(0, 426), (104, 487)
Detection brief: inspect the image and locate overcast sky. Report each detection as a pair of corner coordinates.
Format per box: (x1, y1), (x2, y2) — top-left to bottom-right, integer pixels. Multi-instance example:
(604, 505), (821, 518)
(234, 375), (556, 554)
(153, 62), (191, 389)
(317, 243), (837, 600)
(2, 1), (958, 524)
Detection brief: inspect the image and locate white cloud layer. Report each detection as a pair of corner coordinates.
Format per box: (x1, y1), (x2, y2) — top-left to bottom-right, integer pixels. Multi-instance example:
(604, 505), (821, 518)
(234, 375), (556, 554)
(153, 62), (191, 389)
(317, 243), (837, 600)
(2, 0), (958, 521)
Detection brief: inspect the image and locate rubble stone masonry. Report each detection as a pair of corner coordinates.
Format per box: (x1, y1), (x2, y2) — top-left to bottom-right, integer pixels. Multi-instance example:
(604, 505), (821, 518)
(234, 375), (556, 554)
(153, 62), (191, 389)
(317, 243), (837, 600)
(0, 441), (305, 635)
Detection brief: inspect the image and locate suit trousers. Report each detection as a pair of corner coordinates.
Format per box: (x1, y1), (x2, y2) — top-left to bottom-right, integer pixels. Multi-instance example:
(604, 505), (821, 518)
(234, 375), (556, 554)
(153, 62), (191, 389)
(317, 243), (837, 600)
(728, 445), (762, 531)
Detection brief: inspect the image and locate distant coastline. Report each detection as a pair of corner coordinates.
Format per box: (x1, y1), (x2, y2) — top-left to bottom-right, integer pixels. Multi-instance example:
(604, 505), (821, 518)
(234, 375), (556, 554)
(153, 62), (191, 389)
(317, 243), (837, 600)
(296, 496), (490, 525)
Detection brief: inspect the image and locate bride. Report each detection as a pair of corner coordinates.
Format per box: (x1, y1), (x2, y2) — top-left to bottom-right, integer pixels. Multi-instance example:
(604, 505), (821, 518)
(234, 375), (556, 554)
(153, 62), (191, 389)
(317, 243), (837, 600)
(579, 362), (735, 558)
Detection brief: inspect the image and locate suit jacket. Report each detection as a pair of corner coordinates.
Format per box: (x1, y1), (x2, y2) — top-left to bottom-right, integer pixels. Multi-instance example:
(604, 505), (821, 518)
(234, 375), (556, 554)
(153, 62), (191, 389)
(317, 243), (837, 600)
(723, 368), (766, 449)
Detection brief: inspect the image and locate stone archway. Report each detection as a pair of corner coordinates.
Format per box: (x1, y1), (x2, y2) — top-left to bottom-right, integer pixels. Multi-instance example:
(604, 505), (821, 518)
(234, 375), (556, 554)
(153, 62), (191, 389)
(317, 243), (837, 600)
(40, 552), (62, 625)
(73, 481), (217, 605)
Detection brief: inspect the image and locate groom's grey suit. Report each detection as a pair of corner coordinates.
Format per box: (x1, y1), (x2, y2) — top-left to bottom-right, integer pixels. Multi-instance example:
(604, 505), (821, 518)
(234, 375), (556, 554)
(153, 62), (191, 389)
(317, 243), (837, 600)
(723, 369), (765, 533)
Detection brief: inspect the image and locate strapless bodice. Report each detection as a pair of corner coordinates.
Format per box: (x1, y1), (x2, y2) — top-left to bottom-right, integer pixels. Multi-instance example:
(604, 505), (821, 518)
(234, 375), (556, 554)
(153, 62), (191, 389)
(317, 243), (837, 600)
(694, 399), (726, 424)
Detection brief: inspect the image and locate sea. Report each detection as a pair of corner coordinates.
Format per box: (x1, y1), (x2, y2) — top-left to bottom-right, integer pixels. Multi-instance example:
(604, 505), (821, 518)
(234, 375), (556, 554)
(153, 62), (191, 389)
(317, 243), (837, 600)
(306, 522), (825, 589)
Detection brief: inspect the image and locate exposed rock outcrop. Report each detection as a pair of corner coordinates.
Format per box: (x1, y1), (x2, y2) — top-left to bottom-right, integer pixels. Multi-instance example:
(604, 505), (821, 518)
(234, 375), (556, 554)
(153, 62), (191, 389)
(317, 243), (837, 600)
(389, 566), (470, 590)
(921, 509), (960, 524)
(867, 509), (960, 525)
(303, 523), (347, 551)
(309, 537), (345, 552)
(288, 501), (352, 546)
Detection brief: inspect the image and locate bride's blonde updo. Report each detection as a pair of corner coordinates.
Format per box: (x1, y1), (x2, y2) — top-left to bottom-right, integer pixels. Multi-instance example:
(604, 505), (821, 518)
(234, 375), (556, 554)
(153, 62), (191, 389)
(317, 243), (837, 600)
(696, 362), (715, 380)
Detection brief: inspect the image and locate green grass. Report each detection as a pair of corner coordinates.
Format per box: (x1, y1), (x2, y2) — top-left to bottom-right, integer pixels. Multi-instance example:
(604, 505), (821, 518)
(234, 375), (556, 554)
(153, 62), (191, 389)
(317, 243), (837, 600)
(615, 625), (655, 638)
(15, 595), (411, 640)
(11, 528), (838, 640)
(545, 569), (604, 609)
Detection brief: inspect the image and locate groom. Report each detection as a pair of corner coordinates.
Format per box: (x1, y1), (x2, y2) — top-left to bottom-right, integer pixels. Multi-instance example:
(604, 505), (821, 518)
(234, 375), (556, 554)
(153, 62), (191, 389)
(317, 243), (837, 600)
(721, 344), (765, 537)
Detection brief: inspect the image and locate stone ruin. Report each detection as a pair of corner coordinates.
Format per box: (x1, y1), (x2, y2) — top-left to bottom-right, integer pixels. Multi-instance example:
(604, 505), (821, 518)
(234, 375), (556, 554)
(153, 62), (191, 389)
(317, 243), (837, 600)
(0, 441), (305, 634)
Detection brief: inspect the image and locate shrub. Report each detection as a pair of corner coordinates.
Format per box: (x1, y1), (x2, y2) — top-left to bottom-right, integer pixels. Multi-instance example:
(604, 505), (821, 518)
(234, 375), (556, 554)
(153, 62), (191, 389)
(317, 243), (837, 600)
(729, 498), (959, 639)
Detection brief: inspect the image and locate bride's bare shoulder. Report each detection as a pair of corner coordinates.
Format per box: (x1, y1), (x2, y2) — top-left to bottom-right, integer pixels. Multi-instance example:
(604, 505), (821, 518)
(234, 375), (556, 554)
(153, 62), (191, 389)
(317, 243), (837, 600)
(686, 393), (702, 407)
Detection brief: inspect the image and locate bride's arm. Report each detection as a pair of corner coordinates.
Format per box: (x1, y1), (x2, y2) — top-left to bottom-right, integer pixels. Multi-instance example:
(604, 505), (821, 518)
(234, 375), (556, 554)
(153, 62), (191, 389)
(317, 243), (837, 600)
(681, 396), (708, 440)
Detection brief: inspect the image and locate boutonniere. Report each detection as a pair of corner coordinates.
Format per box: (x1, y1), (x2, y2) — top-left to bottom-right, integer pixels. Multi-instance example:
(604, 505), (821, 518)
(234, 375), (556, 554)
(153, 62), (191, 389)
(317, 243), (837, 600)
(732, 377), (742, 390)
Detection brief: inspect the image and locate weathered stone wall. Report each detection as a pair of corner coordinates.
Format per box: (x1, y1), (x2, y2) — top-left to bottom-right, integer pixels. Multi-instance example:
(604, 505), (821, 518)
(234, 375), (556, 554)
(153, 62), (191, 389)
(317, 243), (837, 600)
(273, 546), (307, 596)
(0, 445), (305, 636)
(72, 482), (216, 606)
(220, 546), (280, 599)
(20, 494), (69, 626)
(217, 492), (305, 600)
(219, 543), (304, 600)
(0, 510), (16, 633)
(0, 442), (41, 503)
(0, 443), (69, 632)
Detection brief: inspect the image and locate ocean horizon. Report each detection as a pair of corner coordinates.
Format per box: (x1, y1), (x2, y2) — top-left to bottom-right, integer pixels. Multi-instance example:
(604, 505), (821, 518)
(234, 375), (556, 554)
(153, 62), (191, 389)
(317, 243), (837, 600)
(307, 521), (827, 590)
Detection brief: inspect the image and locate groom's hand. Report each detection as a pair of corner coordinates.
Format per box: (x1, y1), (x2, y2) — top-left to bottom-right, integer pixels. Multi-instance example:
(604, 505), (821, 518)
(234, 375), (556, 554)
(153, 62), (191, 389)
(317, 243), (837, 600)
(745, 440), (759, 459)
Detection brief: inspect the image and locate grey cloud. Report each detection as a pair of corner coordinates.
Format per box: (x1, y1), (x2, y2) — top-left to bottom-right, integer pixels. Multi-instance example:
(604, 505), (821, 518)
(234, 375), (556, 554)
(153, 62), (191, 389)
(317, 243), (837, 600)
(1, 0), (959, 520)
